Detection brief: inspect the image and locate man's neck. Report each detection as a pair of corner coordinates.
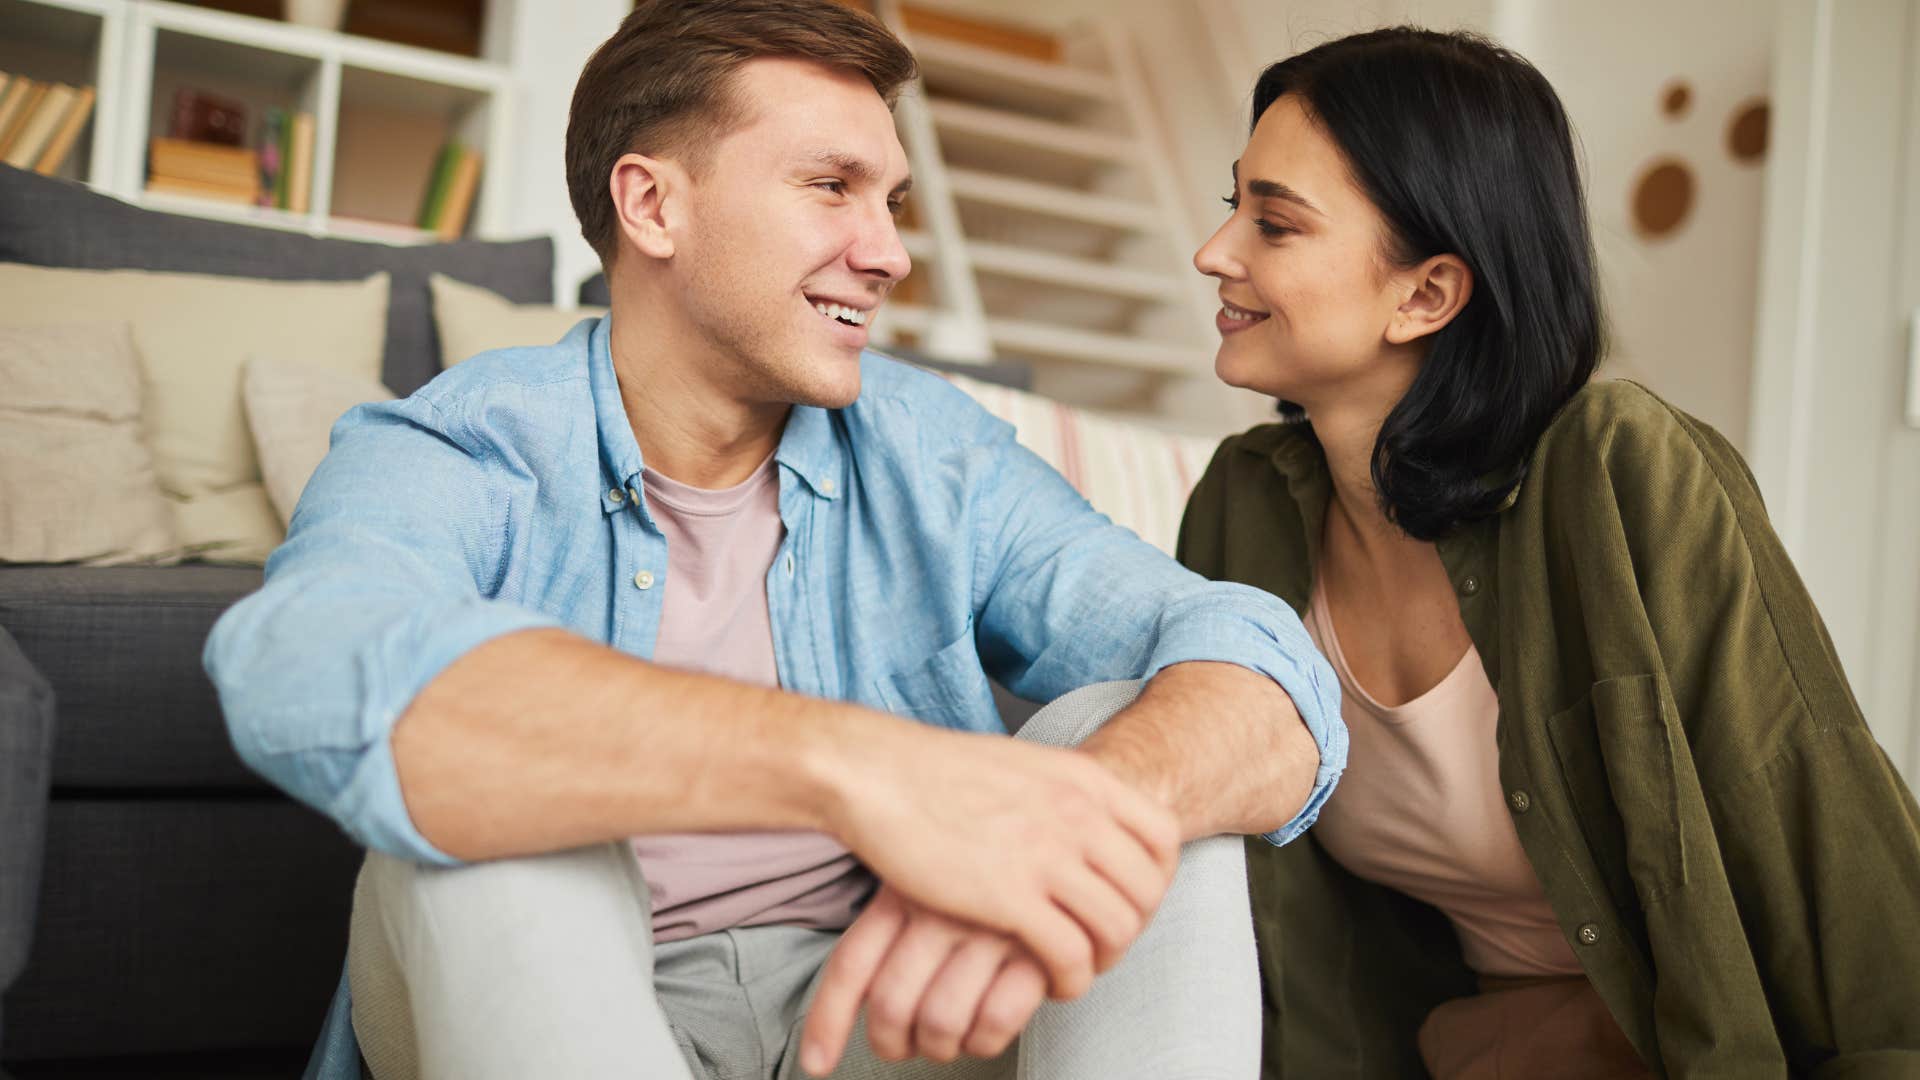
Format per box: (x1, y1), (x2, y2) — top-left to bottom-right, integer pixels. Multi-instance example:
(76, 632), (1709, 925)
(608, 299), (791, 490)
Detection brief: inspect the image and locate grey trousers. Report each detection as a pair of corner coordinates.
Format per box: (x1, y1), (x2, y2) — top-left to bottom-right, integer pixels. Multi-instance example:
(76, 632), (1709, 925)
(347, 681), (1259, 1080)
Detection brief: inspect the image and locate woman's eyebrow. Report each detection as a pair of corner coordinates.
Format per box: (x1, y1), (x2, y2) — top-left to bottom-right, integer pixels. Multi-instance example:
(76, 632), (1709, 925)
(1246, 177), (1323, 215)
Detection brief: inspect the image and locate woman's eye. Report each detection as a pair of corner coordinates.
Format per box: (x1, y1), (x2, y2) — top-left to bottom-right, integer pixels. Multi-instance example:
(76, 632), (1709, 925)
(1254, 219), (1294, 238)
(1220, 193), (1239, 210)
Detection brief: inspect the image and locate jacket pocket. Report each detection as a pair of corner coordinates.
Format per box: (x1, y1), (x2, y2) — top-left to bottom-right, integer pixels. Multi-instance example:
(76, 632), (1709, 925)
(873, 623), (997, 732)
(1548, 673), (1688, 907)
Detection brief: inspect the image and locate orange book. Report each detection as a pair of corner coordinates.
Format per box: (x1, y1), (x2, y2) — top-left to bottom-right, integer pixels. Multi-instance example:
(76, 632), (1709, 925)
(149, 136), (257, 186)
(145, 174), (260, 205)
(0, 80), (48, 160)
(433, 147), (482, 240)
(34, 85), (95, 176)
(4, 83), (74, 169)
(286, 112), (315, 214)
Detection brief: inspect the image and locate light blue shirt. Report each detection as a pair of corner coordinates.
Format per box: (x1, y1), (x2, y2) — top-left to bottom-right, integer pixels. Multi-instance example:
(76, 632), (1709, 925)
(204, 316), (1344, 1079)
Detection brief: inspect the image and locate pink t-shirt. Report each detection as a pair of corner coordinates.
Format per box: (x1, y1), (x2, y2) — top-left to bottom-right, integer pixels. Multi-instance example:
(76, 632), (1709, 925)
(630, 456), (874, 944)
(1301, 582), (1581, 978)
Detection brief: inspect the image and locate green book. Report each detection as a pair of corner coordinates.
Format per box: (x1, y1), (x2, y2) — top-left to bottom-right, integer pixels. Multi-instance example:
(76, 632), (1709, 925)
(273, 109), (293, 209)
(417, 141), (463, 230)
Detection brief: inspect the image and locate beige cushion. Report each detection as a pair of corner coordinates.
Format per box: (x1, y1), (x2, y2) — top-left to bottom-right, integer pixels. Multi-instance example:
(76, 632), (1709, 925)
(431, 273), (604, 367)
(0, 322), (182, 565)
(0, 264), (388, 563)
(244, 357), (396, 528)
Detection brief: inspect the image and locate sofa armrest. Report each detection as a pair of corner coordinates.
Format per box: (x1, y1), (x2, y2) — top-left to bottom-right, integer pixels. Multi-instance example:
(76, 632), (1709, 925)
(0, 623), (54, 1009)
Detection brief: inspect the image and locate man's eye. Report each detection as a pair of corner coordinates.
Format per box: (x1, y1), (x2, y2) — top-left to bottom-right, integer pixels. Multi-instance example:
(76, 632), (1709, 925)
(887, 200), (907, 217)
(817, 180), (848, 195)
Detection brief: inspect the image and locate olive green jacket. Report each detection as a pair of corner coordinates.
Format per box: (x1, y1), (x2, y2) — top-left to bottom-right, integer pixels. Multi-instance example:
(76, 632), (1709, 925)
(1177, 381), (1920, 1078)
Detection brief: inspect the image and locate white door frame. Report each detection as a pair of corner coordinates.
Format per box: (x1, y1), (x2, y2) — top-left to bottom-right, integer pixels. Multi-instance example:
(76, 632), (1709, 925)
(1747, 0), (1920, 784)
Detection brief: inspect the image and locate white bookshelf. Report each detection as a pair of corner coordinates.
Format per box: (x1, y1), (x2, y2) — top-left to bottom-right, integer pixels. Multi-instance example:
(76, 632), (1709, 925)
(0, 0), (513, 243)
(870, 2), (1218, 415)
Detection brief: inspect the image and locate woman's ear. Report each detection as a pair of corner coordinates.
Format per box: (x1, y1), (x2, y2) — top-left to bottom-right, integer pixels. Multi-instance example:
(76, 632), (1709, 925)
(609, 152), (680, 262)
(1385, 253), (1473, 345)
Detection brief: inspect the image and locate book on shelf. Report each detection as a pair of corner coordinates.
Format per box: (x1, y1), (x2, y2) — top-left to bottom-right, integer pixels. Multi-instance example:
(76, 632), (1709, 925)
(435, 148), (482, 240)
(0, 79), (49, 159)
(286, 112), (315, 214)
(256, 109), (284, 207)
(416, 141), (483, 239)
(33, 85), (95, 176)
(144, 174), (260, 206)
(4, 83), (77, 170)
(150, 137), (257, 185)
(415, 141), (461, 229)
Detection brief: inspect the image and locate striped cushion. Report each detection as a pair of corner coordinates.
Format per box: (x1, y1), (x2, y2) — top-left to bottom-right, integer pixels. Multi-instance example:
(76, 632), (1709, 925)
(942, 372), (1219, 555)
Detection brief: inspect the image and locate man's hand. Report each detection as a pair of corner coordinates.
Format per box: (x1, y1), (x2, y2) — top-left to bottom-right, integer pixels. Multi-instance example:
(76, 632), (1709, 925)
(822, 723), (1178, 1002)
(800, 887), (1050, 1075)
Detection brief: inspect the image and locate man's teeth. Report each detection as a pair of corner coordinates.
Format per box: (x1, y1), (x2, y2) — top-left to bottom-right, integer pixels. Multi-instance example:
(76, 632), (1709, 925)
(813, 301), (870, 327)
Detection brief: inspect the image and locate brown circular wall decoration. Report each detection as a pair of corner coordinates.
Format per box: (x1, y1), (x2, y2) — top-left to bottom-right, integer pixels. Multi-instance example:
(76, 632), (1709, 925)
(1728, 99), (1770, 163)
(1662, 81), (1692, 118)
(1632, 158), (1695, 238)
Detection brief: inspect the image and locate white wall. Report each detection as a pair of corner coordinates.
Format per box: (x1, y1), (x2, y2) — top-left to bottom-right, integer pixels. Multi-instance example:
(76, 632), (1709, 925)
(483, 0), (627, 306)
(1224, 0), (1776, 447)
(1495, 1), (1776, 447)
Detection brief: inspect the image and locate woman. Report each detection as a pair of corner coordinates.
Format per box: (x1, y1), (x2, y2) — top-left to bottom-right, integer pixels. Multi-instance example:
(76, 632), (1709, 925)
(1178, 27), (1920, 1079)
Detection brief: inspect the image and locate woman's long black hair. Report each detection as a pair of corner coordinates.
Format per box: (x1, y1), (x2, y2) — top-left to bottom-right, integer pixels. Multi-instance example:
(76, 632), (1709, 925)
(1252, 28), (1604, 540)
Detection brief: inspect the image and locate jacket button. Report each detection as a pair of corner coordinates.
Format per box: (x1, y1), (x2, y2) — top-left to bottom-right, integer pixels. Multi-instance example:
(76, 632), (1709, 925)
(1460, 575), (1482, 597)
(1577, 924), (1600, 946)
(633, 569), (655, 591)
(1508, 790), (1531, 813)
(607, 487), (625, 506)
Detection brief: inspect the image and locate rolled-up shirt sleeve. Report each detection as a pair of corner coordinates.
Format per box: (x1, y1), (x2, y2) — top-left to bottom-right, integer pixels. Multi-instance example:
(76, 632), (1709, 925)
(204, 395), (561, 864)
(966, 412), (1345, 846)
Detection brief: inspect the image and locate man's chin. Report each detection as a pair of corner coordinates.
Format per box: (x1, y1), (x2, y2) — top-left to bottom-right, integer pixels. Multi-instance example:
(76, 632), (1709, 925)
(789, 344), (864, 409)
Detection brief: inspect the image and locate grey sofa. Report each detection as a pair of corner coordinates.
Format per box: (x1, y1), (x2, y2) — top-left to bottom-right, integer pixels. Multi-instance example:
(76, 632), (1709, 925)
(0, 163), (556, 1076)
(0, 164), (1032, 1077)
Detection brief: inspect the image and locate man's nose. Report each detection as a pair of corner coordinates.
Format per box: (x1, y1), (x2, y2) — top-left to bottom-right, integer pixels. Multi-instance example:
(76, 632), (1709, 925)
(850, 213), (912, 283)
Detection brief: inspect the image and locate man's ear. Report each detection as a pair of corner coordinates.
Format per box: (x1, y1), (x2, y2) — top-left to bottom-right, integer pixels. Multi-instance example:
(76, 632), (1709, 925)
(609, 152), (681, 262)
(1385, 253), (1473, 346)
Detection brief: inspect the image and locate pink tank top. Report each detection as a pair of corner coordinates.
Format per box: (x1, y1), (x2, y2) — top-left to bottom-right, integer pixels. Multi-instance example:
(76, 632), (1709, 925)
(629, 456), (873, 943)
(1301, 582), (1580, 977)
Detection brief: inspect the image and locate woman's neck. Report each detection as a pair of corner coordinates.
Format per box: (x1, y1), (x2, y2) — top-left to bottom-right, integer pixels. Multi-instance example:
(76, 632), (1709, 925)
(1309, 399), (1400, 549)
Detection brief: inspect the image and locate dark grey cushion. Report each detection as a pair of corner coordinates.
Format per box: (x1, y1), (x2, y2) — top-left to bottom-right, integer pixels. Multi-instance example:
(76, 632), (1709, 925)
(0, 798), (358, 1061)
(0, 566), (262, 791)
(0, 625), (53, 1012)
(0, 164), (554, 396)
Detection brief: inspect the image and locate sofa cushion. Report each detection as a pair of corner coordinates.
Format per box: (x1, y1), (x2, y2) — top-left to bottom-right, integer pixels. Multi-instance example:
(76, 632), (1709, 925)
(433, 272), (604, 367)
(0, 565), (263, 790)
(0, 163), (554, 396)
(0, 266), (391, 565)
(0, 321), (181, 566)
(245, 358), (396, 528)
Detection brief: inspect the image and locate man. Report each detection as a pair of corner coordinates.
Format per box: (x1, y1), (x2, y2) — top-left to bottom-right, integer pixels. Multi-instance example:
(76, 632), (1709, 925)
(205, 2), (1344, 1077)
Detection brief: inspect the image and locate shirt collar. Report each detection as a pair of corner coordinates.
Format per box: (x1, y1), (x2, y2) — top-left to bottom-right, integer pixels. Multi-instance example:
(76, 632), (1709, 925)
(588, 316), (847, 510)
(587, 315), (646, 515)
(774, 400), (844, 501)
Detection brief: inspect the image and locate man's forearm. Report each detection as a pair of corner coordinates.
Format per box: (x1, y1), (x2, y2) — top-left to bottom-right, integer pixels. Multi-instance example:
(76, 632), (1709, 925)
(391, 627), (884, 860)
(1077, 660), (1319, 840)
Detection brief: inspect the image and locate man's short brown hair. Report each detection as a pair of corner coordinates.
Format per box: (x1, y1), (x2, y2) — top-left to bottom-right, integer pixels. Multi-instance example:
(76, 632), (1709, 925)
(565, 0), (918, 265)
